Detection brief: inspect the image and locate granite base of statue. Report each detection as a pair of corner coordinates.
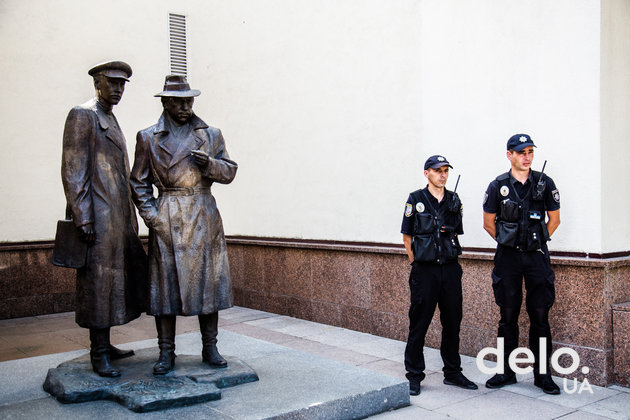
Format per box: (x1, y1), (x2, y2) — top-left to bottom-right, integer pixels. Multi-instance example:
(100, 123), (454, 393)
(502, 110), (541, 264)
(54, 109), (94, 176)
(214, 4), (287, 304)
(43, 348), (258, 412)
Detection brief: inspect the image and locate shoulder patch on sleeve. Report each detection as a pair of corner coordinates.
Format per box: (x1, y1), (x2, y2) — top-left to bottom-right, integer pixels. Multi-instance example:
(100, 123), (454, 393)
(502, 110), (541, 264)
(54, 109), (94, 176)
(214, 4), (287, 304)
(552, 189), (560, 203)
(483, 192), (488, 205)
(405, 203), (413, 217)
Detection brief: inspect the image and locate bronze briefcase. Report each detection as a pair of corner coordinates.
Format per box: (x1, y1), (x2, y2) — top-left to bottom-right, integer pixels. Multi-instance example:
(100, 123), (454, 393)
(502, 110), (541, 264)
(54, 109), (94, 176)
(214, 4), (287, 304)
(52, 212), (87, 268)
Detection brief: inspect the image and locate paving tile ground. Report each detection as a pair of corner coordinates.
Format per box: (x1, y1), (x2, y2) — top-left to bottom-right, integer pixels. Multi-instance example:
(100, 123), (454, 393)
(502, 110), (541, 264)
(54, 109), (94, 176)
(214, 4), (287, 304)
(0, 306), (628, 419)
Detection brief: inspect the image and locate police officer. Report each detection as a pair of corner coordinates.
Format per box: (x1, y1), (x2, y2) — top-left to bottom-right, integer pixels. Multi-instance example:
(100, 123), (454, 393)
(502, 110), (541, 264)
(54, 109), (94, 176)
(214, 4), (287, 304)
(402, 155), (477, 396)
(482, 134), (561, 394)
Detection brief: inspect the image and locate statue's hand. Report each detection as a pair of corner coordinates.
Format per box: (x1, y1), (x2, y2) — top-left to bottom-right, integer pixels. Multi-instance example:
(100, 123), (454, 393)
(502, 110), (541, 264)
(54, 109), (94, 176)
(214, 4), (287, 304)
(78, 223), (95, 244)
(191, 149), (209, 167)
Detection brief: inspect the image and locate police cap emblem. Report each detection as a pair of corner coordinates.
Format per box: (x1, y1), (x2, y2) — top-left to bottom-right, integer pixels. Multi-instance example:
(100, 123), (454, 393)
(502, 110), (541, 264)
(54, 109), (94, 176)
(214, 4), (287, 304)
(519, 136), (527, 142)
(416, 202), (425, 213)
(500, 186), (509, 197)
(437, 156), (445, 162)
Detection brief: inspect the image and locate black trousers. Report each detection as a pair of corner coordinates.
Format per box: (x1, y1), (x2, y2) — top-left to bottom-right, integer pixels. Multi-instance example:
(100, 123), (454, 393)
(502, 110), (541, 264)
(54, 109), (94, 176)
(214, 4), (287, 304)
(404, 260), (463, 382)
(491, 245), (555, 376)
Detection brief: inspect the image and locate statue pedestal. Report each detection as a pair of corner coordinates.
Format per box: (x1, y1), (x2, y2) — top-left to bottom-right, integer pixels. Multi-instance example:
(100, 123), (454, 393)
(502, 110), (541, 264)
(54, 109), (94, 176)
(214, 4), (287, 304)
(43, 348), (258, 412)
(0, 330), (410, 418)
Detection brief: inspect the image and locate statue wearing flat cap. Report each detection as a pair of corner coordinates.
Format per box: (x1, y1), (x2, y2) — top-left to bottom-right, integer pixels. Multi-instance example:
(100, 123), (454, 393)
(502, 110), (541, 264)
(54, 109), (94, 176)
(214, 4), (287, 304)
(130, 75), (238, 375)
(60, 61), (147, 377)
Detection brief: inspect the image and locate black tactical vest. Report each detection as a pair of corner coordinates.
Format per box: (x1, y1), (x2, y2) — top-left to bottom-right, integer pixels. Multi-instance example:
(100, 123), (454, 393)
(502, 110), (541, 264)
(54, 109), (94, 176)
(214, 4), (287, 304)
(411, 189), (462, 264)
(494, 171), (550, 251)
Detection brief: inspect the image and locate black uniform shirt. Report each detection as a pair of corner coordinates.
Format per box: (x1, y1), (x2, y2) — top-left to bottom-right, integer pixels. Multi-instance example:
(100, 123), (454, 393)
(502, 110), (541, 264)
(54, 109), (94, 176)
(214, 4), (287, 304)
(483, 170), (560, 214)
(401, 187), (463, 235)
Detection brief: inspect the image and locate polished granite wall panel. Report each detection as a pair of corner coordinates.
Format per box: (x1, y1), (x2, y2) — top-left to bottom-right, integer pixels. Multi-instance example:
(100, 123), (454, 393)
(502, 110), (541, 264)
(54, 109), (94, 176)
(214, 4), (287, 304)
(459, 326), (496, 359)
(264, 248), (313, 300)
(226, 245), (244, 291)
(369, 253), (410, 316)
(0, 247), (74, 319)
(226, 242), (630, 386)
(311, 300), (342, 327)
(241, 288), (267, 312)
(3, 240), (630, 386)
(371, 310), (407, 342)
(552, 265), (607, 349)
(2, 249), (53, 299)
(460, 258), (496, 332)
(609, 266), (630, 385)
(240, 245), (267, 293)
(341, 305), (373, 334)
(286, 296), (313, 320)
(0, 250), (19, 301)
(236, 245), (270, 312)
(423, 318), (443, 350)
(311, 250), (372, 308)
(550, 342), (611, 386)
(266, 292), (290, 316)
(612, 302), (630, 386)
(609, 265), (630, 305)
(231, 287), (244, 307)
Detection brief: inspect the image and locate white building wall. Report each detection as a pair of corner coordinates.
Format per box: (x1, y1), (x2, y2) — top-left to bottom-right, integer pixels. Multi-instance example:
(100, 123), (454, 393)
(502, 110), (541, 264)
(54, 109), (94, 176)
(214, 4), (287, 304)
(416, 0), (602, 253)
(0, 0), (170, 241)
(0, 0), (625, 254)
(601, 0), (630, 253)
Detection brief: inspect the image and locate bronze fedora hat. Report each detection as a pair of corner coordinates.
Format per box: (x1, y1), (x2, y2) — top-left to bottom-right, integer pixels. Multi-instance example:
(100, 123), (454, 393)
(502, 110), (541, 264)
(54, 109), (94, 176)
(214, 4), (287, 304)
(154, 75), (201, 97)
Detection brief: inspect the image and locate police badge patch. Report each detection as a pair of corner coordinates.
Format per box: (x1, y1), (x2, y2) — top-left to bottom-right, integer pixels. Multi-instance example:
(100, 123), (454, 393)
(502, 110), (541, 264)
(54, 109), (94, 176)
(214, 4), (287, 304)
(405, 203), (413, 217)
(552, 189), (560, 203)
(500, 186), (509, 197)
(416, 202), (425, 213)
(483, 193), (488, 205)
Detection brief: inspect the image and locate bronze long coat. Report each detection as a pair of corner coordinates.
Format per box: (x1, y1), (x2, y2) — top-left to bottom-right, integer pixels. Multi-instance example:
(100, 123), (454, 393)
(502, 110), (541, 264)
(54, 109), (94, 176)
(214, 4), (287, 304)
(61, 98), (147, 329)
(130, 112), (237, 316)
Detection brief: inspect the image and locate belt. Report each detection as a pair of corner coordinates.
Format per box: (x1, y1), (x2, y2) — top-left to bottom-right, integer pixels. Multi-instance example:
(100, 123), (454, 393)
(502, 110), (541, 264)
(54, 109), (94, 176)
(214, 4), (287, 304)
(159, 187), (210, 196)
(510, 244), (543, 253)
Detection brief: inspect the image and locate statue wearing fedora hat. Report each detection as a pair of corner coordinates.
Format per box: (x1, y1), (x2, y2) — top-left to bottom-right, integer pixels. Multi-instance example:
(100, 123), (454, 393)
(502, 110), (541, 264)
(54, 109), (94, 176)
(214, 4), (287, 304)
(60, 61), (148, 377)
(131, 75), (238, 375)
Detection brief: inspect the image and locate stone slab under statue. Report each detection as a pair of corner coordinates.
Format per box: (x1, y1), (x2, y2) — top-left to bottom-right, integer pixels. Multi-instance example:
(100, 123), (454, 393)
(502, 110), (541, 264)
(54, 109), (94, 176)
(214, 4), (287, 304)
(43, 348), (258, 412)
(2, 329), (407, 418)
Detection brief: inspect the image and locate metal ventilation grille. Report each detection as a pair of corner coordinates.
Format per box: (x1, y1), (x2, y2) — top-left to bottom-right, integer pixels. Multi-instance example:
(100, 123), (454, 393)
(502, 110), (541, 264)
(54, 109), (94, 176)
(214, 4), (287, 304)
(169, 13), (187, 76)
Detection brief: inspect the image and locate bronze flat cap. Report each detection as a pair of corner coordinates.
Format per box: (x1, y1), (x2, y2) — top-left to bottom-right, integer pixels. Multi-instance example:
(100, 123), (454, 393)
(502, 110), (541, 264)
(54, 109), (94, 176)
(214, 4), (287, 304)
(88, 61), (132, 81)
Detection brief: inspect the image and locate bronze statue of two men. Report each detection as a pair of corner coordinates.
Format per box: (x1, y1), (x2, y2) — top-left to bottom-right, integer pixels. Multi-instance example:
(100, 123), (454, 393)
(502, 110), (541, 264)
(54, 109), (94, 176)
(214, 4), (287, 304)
(60, 61), (237, 377)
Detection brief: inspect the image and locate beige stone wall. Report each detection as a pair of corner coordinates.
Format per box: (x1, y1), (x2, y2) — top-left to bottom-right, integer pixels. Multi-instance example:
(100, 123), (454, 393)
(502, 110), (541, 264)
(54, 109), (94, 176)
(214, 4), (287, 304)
(601, 0), (630, 252)
(0, 0), (628, 255)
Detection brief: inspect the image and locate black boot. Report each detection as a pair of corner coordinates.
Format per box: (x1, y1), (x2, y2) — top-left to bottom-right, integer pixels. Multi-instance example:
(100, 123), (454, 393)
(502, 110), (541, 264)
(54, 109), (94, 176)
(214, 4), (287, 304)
(153, 316), (176, 375)
(534, 374), (560, 395)
(90, 328), (120, 378)
(200, 313), (227, 368)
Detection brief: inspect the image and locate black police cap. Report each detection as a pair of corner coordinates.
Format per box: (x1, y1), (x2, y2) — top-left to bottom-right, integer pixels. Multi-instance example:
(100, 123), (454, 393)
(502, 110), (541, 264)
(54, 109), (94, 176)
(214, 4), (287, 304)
(424, 155), (453, 170)
(507, 134), (536, 151)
